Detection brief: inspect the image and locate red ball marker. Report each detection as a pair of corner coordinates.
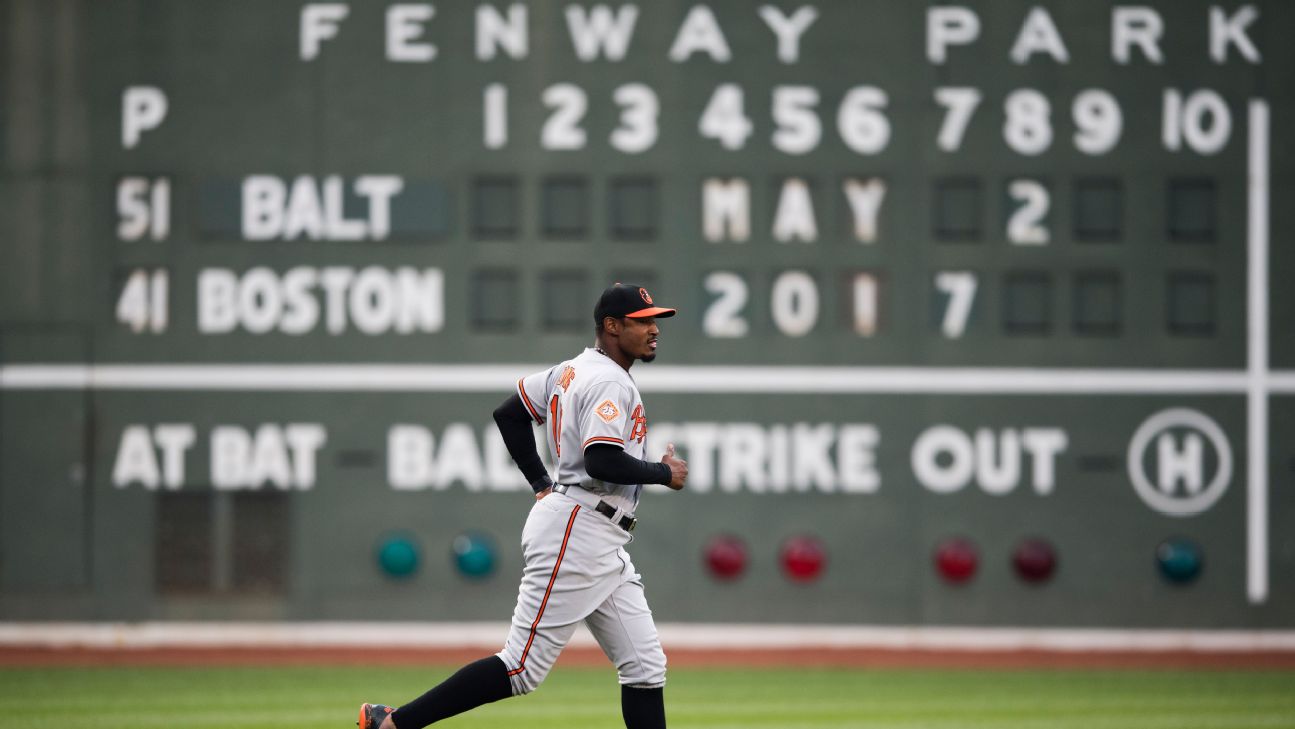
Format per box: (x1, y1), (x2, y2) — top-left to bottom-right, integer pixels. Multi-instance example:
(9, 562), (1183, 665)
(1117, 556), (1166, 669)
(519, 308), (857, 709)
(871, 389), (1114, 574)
(780, 535), (826, 582)
(1012, 537), (1057, 583)
(703, 534), (748, 580)
(934, 537), (979, 583)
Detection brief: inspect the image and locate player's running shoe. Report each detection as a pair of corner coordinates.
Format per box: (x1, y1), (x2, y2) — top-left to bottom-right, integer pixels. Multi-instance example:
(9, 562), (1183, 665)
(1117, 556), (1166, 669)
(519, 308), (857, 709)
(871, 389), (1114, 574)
(357, 702), (395, 729)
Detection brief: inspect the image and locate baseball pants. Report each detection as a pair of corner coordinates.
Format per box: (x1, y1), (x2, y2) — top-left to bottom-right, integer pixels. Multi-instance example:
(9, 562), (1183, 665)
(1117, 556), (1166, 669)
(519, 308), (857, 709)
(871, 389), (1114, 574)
(496, 490), (667, 695)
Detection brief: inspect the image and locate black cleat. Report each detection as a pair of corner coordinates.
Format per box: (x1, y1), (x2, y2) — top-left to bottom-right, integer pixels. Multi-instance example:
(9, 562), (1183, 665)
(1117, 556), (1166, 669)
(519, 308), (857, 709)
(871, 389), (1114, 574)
(357, 703), (394, 729)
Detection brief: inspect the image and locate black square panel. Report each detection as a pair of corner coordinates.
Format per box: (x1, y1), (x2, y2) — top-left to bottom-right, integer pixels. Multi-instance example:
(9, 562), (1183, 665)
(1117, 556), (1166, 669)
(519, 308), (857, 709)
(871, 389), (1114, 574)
(1167, 178), (1216, 242)
(1072, 271), (1121, 335)
(934, 178), (982, 241)
(1167, 272), (1215, 335)
(542, 270), (590, 331)
(232, 493), (288, 593)
(542, 176), (589, 238)
(155, 492), (212, 593)
(472, 177), (519, 239)
(471, 269), (520, 331)
(1003, 272), (1052, 335)
(1074, 178), (1122, 242)
(609, 177), (658, 240)
(390, 180), (452, 238)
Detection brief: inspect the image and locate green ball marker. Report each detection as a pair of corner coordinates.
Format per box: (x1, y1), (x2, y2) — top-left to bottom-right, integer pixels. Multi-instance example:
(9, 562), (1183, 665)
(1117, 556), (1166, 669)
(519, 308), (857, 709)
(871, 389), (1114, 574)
(453, 533), (496, 578)
(1156, 537), (1202, 583)
(377, 534), (420, 578)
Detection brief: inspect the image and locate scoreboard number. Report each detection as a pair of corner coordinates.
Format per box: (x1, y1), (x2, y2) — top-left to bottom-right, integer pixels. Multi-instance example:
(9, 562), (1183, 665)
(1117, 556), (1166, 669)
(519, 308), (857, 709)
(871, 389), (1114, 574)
(702, 271), (749, 338)
(699, 84), (753, 151)
(1007, 180), (1050, 245)
(116, 269), (169, 334)
(116, 177), (171, 241)
(935, 272), (978, 339)
(540, 83), (587, 150)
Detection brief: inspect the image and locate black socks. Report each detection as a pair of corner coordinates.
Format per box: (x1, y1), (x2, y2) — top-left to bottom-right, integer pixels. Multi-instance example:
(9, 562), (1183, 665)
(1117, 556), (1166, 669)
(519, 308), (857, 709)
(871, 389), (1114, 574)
(386, 656), (665, 729)
(390, 656), (513, 729)
(621, 685), (666, 729)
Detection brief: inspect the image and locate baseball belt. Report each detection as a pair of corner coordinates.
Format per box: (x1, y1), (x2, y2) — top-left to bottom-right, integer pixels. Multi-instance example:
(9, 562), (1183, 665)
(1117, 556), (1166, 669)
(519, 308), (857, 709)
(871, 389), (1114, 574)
(552, 483), (637, 532)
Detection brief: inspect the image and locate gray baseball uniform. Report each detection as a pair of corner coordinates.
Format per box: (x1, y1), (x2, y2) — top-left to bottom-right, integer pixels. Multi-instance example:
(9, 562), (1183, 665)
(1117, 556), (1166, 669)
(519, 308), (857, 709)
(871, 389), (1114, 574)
(497, 347), (666, 695)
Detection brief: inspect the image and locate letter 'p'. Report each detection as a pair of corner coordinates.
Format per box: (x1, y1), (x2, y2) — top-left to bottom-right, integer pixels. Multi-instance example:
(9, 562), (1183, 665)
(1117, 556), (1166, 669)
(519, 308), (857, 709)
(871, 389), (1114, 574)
(121, 86), (168, 149)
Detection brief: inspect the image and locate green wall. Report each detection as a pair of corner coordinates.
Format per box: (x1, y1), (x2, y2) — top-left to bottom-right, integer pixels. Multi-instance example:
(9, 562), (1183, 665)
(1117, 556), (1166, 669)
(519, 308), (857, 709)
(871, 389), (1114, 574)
(1, 0), (1291, 626)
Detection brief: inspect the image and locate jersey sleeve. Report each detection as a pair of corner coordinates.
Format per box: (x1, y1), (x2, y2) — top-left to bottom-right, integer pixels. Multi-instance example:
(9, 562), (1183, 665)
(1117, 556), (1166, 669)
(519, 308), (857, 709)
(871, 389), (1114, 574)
(516, 367), (556, 424)
(578, 380), (634, 452)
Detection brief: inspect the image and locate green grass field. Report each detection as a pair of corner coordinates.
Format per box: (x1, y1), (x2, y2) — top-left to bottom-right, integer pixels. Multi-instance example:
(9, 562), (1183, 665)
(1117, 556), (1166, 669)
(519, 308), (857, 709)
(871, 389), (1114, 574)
(3, 665), (1292, 729)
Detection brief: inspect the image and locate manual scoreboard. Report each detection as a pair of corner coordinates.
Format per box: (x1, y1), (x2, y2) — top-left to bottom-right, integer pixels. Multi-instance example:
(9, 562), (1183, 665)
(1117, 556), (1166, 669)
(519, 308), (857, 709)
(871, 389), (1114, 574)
(0, 1), (1291, 626)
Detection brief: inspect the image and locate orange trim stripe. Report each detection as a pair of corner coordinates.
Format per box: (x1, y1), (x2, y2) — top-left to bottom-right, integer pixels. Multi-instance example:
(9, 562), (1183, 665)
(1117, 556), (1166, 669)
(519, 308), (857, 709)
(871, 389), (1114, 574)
(583, 436), (625, 449)
(507, 506), (580, 678)
(517, 378), (545, 423)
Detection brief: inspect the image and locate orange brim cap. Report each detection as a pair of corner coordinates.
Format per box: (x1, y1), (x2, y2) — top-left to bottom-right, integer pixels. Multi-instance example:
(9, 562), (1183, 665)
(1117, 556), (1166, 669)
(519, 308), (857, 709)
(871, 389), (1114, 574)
(625, 307), (676, 319)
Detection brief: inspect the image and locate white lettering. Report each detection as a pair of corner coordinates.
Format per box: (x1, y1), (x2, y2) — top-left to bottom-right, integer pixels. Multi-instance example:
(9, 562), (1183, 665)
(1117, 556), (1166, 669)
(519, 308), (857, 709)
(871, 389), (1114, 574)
(1210, 5), (1260, 63)
(154, 424), (196, 490)
(927, 6), (980, 64)
(284, 424), (326, 489)
(702, 178), (750, 242)
(566, 4), (639, 61)
(244, 174), (408, 241)
(975, 428), (1020, 494)
(791, 423), (835, 491)
(300, 3), (348, 60)
(476, 4), (527, 60)
(837, 425), (879, 493)
(681, 422), (720, 492)
(719, 423), (767, 492)
(434, 423), (484, 490)
(112, 426), (161, 489)
(198, 269), (238, 333)
(210, 426), (250, 489)
(1010, 6), (1069, 64)
(387, 4), (436, 62)
(1112, 6), (1164, 64)
(241, 176), (285, 240)
(915, 425), (1068, 495)
(757, 5), (818, 64)
(284, 175), (326, 240)
(324, 176), (366, 240)
(772, 178), (817, 243)
(1021, 427), (1067, 494)
(912, 425), (974, 493)
(197, 266), (443, 336)
(389, 424), (434, 489)
(843, 178), (886, 243)
(1157, 432), (1204, 494)
(121, 86), (167, 149)
(669, 5), (731, 62)
(211, 424), (323, 490)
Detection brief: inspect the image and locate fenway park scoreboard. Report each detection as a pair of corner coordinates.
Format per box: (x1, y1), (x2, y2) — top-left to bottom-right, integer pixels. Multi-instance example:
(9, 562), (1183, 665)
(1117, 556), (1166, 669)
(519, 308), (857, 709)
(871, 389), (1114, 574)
(1, 1), (1292, 626)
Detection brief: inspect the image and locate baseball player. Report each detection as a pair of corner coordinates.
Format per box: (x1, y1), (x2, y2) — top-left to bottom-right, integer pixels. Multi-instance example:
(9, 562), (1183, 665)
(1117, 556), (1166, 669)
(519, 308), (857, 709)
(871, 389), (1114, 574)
(359, 282), (688, 729)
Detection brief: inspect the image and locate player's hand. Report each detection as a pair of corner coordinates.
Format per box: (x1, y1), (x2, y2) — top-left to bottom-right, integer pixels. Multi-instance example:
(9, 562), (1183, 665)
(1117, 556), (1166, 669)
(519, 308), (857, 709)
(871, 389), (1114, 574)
(662, 443), (688, 490)
(535, 486), (552, 500)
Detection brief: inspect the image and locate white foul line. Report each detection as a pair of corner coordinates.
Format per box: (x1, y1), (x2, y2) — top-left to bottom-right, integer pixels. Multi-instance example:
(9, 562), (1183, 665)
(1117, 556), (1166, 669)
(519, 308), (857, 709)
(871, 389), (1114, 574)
(1247, 99), (1270, 605)
(2, 621), (1294, 653)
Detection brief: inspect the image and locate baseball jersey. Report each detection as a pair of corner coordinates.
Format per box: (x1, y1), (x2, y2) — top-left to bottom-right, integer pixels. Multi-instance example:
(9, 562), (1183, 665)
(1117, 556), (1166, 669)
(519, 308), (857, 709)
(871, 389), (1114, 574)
(517, 347), (650, 514)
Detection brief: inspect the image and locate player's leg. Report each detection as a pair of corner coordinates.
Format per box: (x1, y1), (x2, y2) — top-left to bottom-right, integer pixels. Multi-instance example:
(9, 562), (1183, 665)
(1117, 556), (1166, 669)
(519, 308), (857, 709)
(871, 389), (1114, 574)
(496, 496), (598, 694)
(584, 574), (668, 729)
(378, 655), (513, 729)
(358, 500), (580, 729)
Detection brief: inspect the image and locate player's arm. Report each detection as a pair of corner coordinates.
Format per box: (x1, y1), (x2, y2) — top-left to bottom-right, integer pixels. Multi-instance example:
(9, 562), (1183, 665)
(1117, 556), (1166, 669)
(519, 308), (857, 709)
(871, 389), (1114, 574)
(492, 394), (553, 494)
(585, 444), (686, 490)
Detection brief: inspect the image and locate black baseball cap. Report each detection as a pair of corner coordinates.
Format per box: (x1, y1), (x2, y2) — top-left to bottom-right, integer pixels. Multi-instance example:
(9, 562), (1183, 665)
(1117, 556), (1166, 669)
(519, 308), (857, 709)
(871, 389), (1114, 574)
(594, 283), (676, 322)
